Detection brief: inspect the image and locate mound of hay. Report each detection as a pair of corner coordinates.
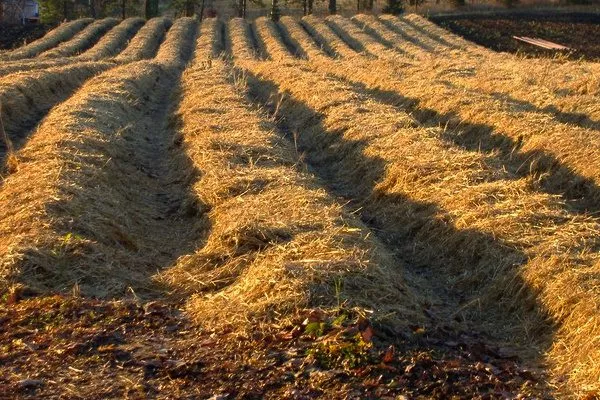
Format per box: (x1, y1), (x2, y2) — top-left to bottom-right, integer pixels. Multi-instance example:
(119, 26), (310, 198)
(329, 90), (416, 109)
(0, 62), (113, 158)
(233, 23), (600, 394)
(3, 19), (93, 60)
(0, 59), (201, 298)
(79, 17), (145, 60)
(158, 18), (426, 332)
(115, 17), (172, 61)
(154, 17), (198, 68)
(39, 18), (118, 58)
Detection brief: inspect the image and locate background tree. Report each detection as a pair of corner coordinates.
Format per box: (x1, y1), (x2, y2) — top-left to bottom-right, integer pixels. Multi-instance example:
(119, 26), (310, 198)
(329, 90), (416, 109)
(145, 0), (158, 17)
(382, 0), (403, 14)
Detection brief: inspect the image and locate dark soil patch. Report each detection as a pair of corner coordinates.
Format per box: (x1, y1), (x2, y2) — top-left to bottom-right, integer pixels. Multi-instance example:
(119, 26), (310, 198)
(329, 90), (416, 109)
(432, 13), (600, 61)
(0, 23), (52, 51)
(0, 294), (554, 399)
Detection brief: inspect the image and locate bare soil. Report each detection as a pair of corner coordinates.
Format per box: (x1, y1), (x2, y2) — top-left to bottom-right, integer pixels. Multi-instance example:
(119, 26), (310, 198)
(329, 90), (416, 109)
(432, 13), (600, 60)
(0, 294), (552, 399)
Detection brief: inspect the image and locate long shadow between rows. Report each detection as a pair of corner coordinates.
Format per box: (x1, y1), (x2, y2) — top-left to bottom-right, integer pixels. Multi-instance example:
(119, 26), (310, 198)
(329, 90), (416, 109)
(238, 66), (555, 384)
(321, 70), (600, 216)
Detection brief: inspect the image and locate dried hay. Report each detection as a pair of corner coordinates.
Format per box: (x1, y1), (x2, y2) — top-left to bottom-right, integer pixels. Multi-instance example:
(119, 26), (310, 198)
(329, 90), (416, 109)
(279, 17), (328, 61)
(253, 17), (295, 61)
(158, 18), (426, 331)
(39, 18), (119, 58)
(300, 15), (357, 59)
(0, 62), (113, 161)
(115, 17), (172, 62)
(2, 19), (93, 60)
(154, 17), (198, 68)
(228, 18), (259, 61)
(233, 34), (600, 393)
(78, 17), (145, 60)
(0, 60), (201, 298)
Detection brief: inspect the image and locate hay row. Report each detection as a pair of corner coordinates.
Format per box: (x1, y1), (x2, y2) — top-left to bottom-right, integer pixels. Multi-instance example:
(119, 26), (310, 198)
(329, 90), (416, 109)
(0, 58), (79, 78)
(2, 19), (93, 60)
(0, 61), (114, 161)
(300, 15), (355, 59)
(327, 15), (390, 57)
(0, 58), (202, 298)
(383, 15), (470, 54)
(399, 15), (600, 96)
(304, 16), (600, 210)
(39, 18), (119, 58)
(0, 18), (164, 78)
(253, 17), (296, 61)
(154, 17), (198, 68)
(159, 18), (425, 331)
(78, 17), (145, 60)
(228, 18), (258, 60)
(232, 31), (600, 394)
(279, 17), (328, 61)
(351, 14), (434, 59)
(115, 17), (172, 62)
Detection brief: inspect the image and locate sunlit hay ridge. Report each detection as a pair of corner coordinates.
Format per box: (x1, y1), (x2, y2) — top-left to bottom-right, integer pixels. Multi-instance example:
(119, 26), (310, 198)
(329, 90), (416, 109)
(154, 17), (198, 68)
(233, 48), (600, 393)
(351, 15), (427, 60)
(404, 14), (600, 97)
(78, 17), (145, 60)
(2, 19), (93, 60)
(327, 15), (390, 58)
(0, 62), (114, 159)
(279, 17), (329, 61)
(300, 15), (356, 59)
(0, 60), (200, 298)
(228, 18), (258, 61)
(306, 16), (600, 209)
(158, 18), (426, 332)
(318, 52), (600, 209)
(254, 17), (295, 61)
(39, 18), (119, 58)
(115, 17), (172, 61)
(0, 58), (79, 78)
(379, 14), (464, 55)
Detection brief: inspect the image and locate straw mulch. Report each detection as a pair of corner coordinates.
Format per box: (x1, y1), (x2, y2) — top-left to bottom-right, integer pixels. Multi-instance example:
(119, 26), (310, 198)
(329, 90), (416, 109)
(2, 19), (93, 60)
(234, 20), (600, 395)
(158, 18), (426, 332)
(39, 18), (118, 58)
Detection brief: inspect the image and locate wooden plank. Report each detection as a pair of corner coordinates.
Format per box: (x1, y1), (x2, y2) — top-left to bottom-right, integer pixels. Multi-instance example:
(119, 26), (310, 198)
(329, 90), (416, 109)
(512, 36), (571, 50)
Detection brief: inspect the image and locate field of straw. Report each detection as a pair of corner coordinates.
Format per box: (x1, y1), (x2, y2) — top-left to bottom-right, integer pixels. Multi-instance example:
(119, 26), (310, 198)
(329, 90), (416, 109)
(1, 14), (598, 398)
